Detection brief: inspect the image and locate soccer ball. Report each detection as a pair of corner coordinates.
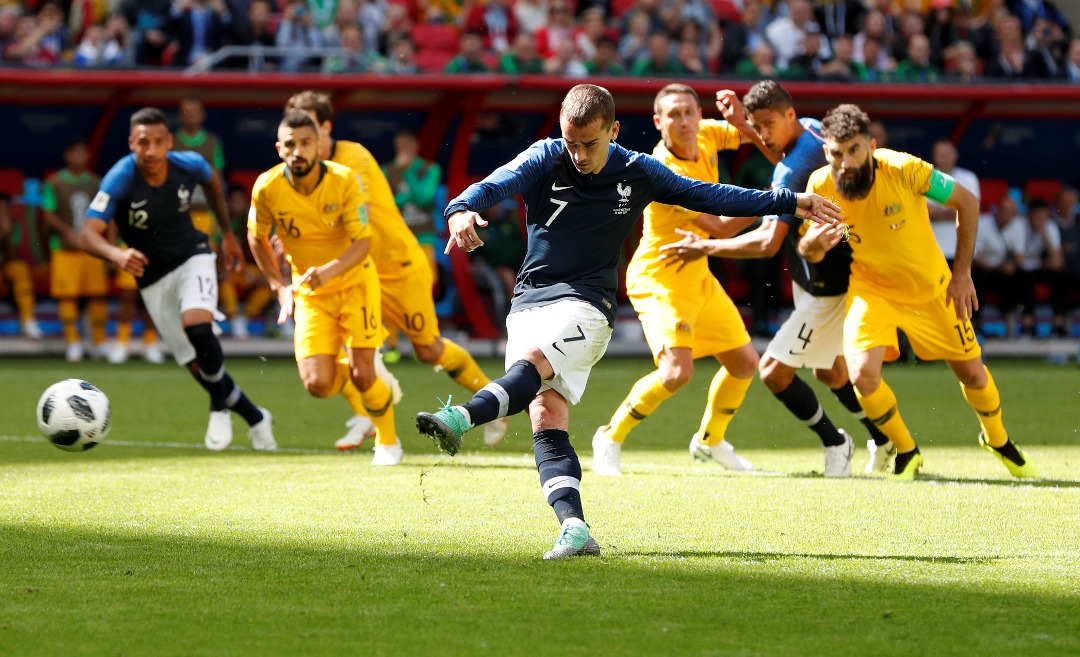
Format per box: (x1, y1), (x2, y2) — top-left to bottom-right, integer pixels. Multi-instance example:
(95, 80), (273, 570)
(36, 379), (111, 451)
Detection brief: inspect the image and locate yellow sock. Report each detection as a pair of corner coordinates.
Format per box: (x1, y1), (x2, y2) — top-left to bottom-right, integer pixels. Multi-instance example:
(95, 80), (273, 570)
(143, 326), (158, 345)
(335, 360), (368, 416)
(88, 299), (108, 346)
(219, 279), (238, 318)
(607, 370), (675, 443)
(436, 338), (490, 392)
(59, 299), (79, 344)
(698, 368), (752, 447)
(117, 322), (132, 346)
(960, 366), (1008, 447)
(4, 261), (35, 323)
(361, 377), (396, 445)
(856, 381), (916, 453)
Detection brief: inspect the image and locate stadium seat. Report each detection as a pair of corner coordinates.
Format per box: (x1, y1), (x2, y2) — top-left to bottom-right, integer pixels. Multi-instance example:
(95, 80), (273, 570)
(410, 23), (459, 53)
(711, 0), (743, 23)
(978, 177), (1009, 212)
(414, 49), (455, 73)
(228, 170), (262, 194)
(1024, 178), (1062, 205)
(0, 168), (24, 196)
(611, 0), (636, 18)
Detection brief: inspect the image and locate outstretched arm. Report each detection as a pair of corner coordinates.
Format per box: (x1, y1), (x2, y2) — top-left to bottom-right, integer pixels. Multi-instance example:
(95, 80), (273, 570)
(716, 89), (781, 166)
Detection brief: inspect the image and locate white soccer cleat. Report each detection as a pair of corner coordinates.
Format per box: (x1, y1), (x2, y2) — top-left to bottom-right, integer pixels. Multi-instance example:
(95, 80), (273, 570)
(143, 342), (166, 364)
(107, 343), (129, 365)
(248, 407), (276, 451)
(823, 429), (854, 478)
(372, 440), (404, 466)
(335, 415), (376, 451)
(482, 417), (509, 446)
(374, 350), (403, 404)
(689, 434), (754, 471)
(591, 425), (623, 476)
(22, 319), (43, 340)
(65, 341), (84, 363)
(230, 316), (249, 340)
(865, 439), (896, 474)
(205, 409), (233, 451)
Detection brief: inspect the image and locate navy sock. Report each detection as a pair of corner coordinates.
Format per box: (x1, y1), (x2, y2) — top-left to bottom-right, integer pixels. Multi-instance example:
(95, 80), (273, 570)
(832, 382), (890, 446)
(222, 373), (265, 426)
(462, 359), (542, 427)
(184, 323), (263, 424)
(774, 375), (845, 447)
(533, 429), (584, 524)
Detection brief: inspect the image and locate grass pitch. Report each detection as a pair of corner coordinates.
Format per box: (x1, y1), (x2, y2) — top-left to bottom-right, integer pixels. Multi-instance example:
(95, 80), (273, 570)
(1, 356), (1078, 656)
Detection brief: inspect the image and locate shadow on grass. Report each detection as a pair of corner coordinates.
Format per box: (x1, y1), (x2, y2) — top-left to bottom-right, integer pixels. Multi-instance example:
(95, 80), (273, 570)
(1, 525), (1077, 657)
(609, 549), (1005, 565)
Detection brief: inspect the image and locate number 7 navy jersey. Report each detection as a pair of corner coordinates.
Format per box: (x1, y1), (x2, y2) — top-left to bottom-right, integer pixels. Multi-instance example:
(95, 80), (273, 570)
(445, 139), (798, 325)
(86, 151), (214, 288)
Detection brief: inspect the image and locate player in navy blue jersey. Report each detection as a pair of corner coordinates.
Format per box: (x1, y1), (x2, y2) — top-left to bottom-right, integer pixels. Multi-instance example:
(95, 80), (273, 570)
(79, 107), (276, 452)
(414, 84), (842, 559)
(662, 81), (893, 478)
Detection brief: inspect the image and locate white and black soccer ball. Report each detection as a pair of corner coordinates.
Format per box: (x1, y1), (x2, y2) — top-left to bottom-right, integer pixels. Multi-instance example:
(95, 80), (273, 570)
(36, 379), (111, 451)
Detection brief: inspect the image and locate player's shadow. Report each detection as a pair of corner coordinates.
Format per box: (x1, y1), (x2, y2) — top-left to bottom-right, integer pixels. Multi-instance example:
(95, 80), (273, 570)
(905, 473), (1080, 488)
(607, 548), (1010, 563)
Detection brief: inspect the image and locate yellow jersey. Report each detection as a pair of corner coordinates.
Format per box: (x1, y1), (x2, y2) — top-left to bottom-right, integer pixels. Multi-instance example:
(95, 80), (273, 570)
(626, 119), (743, 288)
(806, 148), (950, 303)
(330, 140), (427, 277)
(249, 161), (371, 296)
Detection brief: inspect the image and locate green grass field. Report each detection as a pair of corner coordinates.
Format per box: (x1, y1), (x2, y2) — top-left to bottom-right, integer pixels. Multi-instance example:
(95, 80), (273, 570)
(1, 356), (1078, 656)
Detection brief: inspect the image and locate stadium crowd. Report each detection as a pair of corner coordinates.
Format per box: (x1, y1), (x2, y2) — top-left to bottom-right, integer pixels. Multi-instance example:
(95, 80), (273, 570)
(0, 0), (1076, 81)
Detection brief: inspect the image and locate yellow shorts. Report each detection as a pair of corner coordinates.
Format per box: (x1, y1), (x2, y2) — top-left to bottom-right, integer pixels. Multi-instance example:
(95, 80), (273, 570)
(844, 289), (982, 362)
(50, 250), (108, 298)
(379, 263), (441, 348)
(191, 209), (215, 240)
(629, 274), (750, 363)
(294, 278), (382, 361)
(115, 269), (138, 291)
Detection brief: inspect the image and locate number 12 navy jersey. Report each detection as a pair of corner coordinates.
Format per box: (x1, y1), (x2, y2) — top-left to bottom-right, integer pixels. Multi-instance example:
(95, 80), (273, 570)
(86, 151), (214, 288)
(445, 139), (798, 326)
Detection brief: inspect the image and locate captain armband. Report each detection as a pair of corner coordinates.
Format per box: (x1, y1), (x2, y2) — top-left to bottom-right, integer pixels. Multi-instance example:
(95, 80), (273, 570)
(924, 169), (955, 204)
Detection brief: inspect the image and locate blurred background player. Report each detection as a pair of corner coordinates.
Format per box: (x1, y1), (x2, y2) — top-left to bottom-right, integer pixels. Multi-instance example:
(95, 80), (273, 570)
(928, 138), (981, 269)
(111, 256), (165, 364)
(225, 186), (275, 335)
(249, 110), (401, 465)
(661, 81), (892, 477)
(41, 139), (108, 361)
(173, 97), (247, 339)
(592, 83), (778, 477)
(284, 91), (508, 450)
(0, 193), (43, 339)
(802, 103), (1037, 481)
(380, 127), (442, 363)
(80, 107), (275, 451)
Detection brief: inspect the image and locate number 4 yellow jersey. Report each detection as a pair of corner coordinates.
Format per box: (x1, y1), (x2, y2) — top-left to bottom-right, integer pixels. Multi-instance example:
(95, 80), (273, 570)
(249, 160), (371, 296)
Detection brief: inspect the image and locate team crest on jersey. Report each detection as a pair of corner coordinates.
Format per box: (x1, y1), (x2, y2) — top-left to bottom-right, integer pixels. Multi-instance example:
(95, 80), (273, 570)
(177, 185), (191, 213)
(614, 182), (632, 215)
(884, 203), (901, 216)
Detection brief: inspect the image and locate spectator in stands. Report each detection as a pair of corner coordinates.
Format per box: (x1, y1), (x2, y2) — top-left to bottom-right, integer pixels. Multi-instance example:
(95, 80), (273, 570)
(890, 10), (925, 64)
(377, 2), (411, 54)
(386, 34), (418, 73)
(736, 40), (780, 78)
(73, 23), (125, 68)
(464, 0), (518, 54)
(1019, 198), (1068, 337)
(984, 13), (1034, 78)
(325, 23), (389, 71)
(574, 7), (608, 60)
(0, 194), (43, 340)
(535, 0), (576, 58)
(499, 31), (544, 73)
(853, 36), (895, 81)
(585, 34), (625, 75)
(675, 37), (706, 77)
(226, 0), (277, 70)
(785, 22), (830, 80)
(945, 39), (982, 82)
(119, 0), (172, 65)
(815, 0), (865, 50)
(852, 9), (894, 69)
(166, 0), (234, 68)
(926, 0), (961, 68)
(719, 0), (767, 72)
(928, 139), (980, 268)
(818, 33), (857, 80)
(357, 0), (386, 54)
(631, 31), (686, 76)
(1053, 187), (1080, 329)
(4, 1), (67, 67)
(1006, 0), (1070, 37)
(973, 194), (1027, 337)
(618, 9), (652, 67)
(514, 0), (550, 35)
(276, 0), (325, 71)
(1027, 17), (1069, 79)
(445, 29), (491, 73)
(0, 5), (22, 61)
(1065, 37), (1080, 82)
(323, 0), (360, 48)
(895, 33), (942, 81)
(543, 34), (588, 76)
(765, 0), (829, 70)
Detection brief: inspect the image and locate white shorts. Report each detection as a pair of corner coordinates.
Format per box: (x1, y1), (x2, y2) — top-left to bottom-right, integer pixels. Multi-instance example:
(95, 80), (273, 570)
(140, 253), (220, 366)
(765, 285), (846, 370)
(504, 300), (612, 406)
